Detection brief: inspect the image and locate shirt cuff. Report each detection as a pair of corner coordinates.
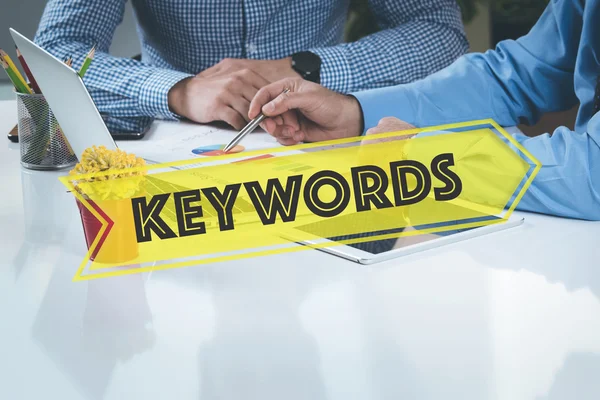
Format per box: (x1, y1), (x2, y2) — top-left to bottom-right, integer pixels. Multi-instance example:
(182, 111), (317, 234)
(308, 46), (353, 93)
(351, 85), (417, 134)
(138, 69), (193, 120)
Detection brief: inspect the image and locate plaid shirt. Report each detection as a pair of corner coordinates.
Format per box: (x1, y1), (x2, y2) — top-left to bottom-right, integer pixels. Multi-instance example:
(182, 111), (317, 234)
(34, 0), (468, 132)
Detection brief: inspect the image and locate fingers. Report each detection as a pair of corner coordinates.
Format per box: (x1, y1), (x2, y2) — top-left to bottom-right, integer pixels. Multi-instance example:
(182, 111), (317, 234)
(260, 118), (277, 134)
(260, 110), (299, 137)
(237, 70), (270, 101)
(249, 78), (305, 119)
(277, 136), (301, 146)
(199, 64), (219, 78)
(362, 117), (417, 146)
(224, 95), (251, 123)
(260, 91), (319, 121)
(220, 69), (269, 104)
(261, 111), (299, 130)
(200, 58), (241, 78)
(366, 117), (416, 135)
(365, 127), (383, 135)
(218, 107), (247, 130)
(281, 110), (300, 131)
(225, 70), (269, 121)
(213, 69), (271, 127)
(269, 125), (304, 146)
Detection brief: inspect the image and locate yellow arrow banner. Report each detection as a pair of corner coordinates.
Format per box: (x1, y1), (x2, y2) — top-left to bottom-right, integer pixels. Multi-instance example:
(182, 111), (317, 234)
(61, 120), (540, 281)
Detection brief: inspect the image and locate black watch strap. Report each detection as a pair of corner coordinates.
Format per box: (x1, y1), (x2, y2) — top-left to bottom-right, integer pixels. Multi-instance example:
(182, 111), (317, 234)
(291, 51), (321, 84)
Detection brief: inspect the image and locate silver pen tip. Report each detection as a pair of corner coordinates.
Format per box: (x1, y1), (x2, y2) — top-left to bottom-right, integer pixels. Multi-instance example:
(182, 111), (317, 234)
(223, 87), (290, 153)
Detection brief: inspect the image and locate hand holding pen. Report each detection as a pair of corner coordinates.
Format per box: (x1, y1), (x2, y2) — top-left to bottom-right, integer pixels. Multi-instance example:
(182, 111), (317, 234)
(223, 88), (290, 152)
(246, 77), (364, 146)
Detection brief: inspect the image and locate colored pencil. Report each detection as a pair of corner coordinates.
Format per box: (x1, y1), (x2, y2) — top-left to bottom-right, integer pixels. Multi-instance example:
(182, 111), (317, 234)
(78, 45), (95, 78)
(0, 55), (16, 90)
(0, 49), (31, 94)
(0, 54), (31, 94)
(15, 47), (41, 94)
(65, 56), (73, 67)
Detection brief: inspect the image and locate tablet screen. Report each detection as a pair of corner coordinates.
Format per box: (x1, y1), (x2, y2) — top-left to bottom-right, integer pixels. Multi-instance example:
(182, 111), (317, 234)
(296, 214), (502, 255)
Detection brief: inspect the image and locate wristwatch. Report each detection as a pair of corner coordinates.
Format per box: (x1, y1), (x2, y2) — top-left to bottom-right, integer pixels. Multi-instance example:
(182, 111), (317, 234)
(291, 51), (321, 84)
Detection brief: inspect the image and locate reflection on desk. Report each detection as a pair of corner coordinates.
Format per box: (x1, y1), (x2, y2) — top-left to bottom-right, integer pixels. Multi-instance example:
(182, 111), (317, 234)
(1, 99), (600, 400)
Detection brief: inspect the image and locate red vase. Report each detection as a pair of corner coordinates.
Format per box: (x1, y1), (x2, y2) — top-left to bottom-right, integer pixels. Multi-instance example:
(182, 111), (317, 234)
(76, 197), (139, 263)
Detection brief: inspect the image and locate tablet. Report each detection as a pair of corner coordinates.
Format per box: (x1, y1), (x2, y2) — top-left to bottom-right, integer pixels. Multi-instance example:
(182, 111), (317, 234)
(101, 113), (152, 140)
(290, 213), (524, 264)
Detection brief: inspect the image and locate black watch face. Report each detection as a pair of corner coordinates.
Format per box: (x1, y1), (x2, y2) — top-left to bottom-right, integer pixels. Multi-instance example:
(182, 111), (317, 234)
(292, 52), (321, 83)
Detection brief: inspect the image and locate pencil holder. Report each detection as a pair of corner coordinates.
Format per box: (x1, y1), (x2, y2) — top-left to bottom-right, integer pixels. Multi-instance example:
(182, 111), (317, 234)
(16, 91), (77, 170)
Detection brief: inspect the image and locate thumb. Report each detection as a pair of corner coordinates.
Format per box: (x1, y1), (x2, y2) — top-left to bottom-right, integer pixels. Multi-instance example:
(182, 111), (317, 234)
(262, 91), (314, 118)
(248, 77), (304, 119)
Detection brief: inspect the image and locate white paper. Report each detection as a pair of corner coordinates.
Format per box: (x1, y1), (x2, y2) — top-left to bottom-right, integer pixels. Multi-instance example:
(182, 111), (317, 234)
(118, 121), (282, 165)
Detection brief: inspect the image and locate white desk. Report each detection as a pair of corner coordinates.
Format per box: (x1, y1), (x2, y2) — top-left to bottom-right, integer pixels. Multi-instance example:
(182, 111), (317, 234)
(1, 99), (599, 400)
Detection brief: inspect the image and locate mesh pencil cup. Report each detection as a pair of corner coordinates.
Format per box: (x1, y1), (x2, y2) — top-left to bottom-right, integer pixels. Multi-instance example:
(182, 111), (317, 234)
(16, 91), (77, 170)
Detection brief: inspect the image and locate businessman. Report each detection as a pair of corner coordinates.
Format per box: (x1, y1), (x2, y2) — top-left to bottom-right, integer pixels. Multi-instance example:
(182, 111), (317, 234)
(248, 0), (600, 221)
(33, 0), (467, 132)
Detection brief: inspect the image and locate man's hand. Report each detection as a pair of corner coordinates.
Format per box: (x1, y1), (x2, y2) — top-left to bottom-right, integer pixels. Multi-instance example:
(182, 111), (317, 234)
(248, 78), (364, 145)
(359, 117), (417, 147)
(200, 58), (301, 83)
(366, 117), (416, 135)
(168, 69), (270, 130)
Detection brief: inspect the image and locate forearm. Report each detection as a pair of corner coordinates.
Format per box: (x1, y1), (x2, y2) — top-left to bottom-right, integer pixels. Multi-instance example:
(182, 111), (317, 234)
(35, 37), (192, 121)
(402, 123), (600, 220)
(33, 0), (192, 123)
(353, 0), (579, 130)
(309, 0), (468, 93)
(502, 124), (600, 221)
(354, 40), (578, 131)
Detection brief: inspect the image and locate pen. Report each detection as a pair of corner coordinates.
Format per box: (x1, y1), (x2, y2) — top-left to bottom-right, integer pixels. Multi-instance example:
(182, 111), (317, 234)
(223, 87), (290, 153)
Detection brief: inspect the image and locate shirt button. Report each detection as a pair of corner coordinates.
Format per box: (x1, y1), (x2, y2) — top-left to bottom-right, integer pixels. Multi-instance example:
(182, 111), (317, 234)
(246, 43), (257, 54)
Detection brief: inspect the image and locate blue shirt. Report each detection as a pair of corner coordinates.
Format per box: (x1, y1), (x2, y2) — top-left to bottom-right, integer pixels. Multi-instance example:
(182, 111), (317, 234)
(33, 0), (467, 132)
(354, 0), (600, 221)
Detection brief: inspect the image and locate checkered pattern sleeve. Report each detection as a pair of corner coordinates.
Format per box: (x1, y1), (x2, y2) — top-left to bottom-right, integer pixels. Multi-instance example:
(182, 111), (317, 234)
(34, 0), (193, 133)
(309, 0), (469, 93)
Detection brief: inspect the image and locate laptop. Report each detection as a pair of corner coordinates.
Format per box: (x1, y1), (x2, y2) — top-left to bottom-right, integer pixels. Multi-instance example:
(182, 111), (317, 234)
(9, 29), (263, 226)
(10, 28), (141, 159)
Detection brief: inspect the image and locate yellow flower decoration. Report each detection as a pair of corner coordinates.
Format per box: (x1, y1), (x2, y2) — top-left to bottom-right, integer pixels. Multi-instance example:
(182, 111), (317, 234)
(70, 145), (147, 201)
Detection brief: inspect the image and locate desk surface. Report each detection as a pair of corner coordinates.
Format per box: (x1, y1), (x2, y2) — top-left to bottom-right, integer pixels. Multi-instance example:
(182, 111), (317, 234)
(1, 100), (600, 400)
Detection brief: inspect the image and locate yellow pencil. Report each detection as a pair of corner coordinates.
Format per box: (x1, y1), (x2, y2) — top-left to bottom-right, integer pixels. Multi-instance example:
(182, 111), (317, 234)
(0, 54), (30, 94)
(0, 49), (31, 94)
